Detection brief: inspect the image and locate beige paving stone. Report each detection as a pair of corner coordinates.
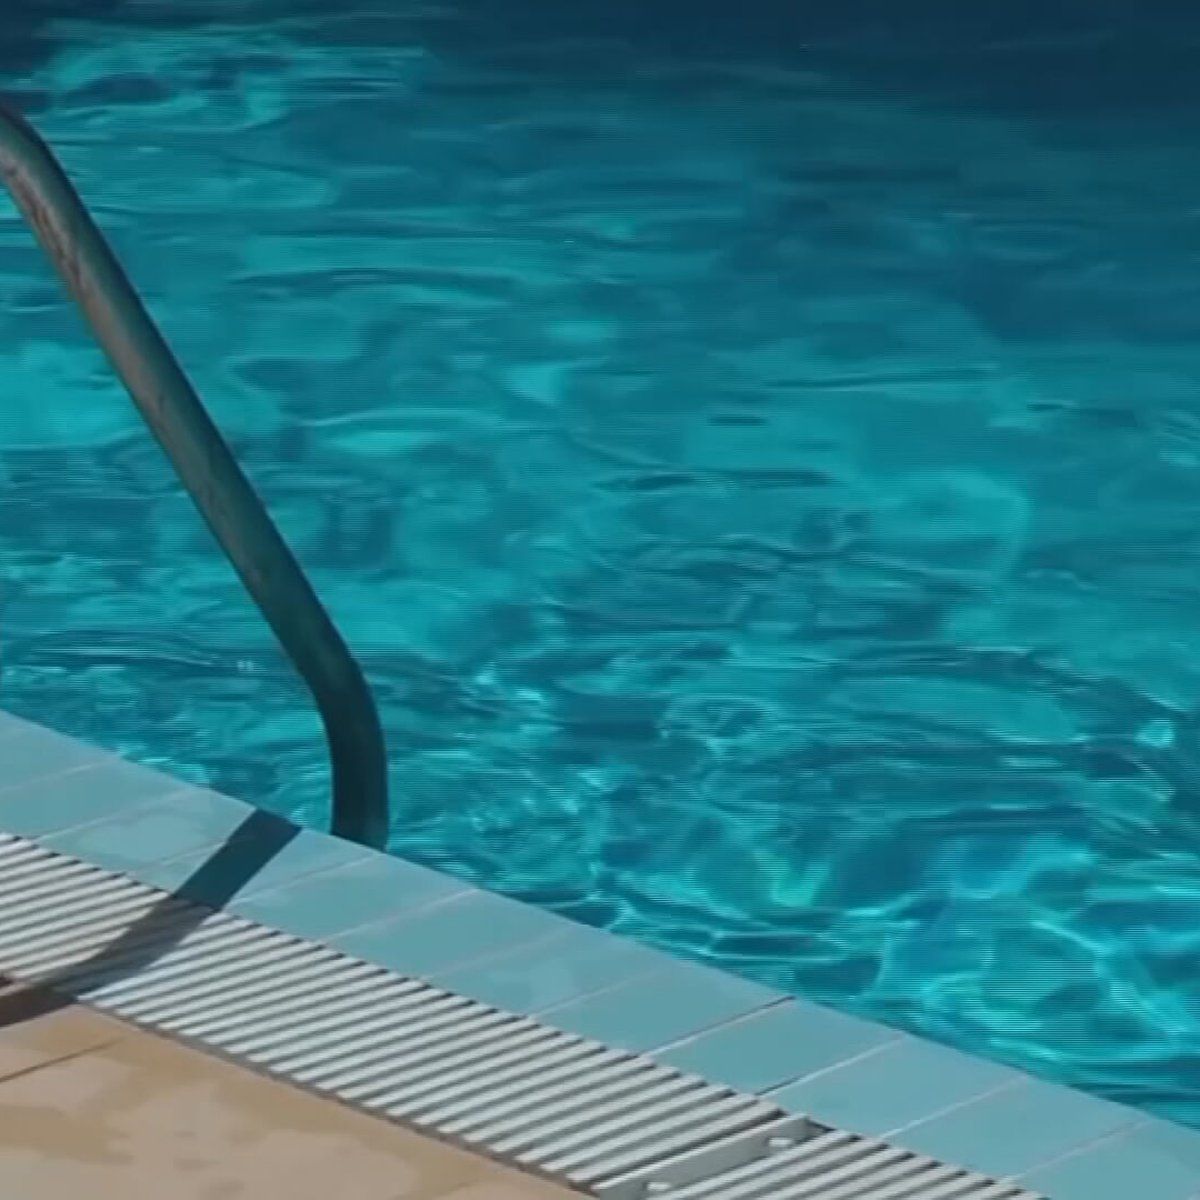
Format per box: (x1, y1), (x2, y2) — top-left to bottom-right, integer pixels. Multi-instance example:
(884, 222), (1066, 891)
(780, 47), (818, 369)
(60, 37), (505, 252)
(0, 979), (129, 1082)
(0, 989), (581, 1200)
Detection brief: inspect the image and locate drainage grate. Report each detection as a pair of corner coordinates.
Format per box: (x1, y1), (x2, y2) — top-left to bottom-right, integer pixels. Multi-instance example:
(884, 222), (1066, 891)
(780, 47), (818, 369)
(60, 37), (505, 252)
(0, 833), (1044, 1198)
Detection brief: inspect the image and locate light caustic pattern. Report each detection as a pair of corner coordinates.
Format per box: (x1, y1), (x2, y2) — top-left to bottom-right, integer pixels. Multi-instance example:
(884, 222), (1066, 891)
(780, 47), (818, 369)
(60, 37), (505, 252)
(1, 3), (1199, 1126)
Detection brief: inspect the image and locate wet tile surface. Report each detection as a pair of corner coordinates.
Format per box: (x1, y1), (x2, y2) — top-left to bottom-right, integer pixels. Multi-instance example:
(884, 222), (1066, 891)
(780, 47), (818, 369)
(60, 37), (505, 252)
(0, 711), (1184, 1195)
(335, 888), (572, 977)
(659, 996), (902, 1095)
(771, 1031), (1025, 1136)
(0, 715), (109, 790)
(432, 919), (667, 1014)
(0, 757), (177, 841)
(233, 850), (472, 942)
(39, 788), (260, 880)
(1020, 1117), (1200, 1200)
(897, 1073), (1145, 1179)
(0, 988), (581, 1199)
(144, 824), (373, 906)
(540, 958), (783, 1053)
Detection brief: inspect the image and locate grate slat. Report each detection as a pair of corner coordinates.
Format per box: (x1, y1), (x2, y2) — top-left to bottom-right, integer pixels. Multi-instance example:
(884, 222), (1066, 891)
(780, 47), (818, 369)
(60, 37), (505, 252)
(564, 1096), (781, 1185)
(394, 1038), (615, 1121)
(123, 949), (376, 1023)
(0, 831), (1046, 1200)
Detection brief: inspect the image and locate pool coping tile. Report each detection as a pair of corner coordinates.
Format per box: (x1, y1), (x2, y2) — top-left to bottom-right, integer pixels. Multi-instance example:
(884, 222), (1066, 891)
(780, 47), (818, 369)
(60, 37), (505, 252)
(893, 1072), (1147, 1180)
(0, 716), (136, 802)
(534, 955), (785, 1054)
(3, 709), (1198, 1194)
(1019, 1115), (1200, 1200)
(134, 823), (375, 906)
(332, 886), (579, 979)
(769, 1029), (1028, 1139)
(657, 995), (903, 1095)
(431, 917), (674, 1015)
(38, 785), (264, 884)
(230, 849), (474, 943)
(0, 756), (184, 841)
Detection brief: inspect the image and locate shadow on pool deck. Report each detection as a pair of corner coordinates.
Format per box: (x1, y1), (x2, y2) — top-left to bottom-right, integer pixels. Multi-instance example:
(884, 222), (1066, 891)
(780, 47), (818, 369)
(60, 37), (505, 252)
(0, 808), (297, 1032)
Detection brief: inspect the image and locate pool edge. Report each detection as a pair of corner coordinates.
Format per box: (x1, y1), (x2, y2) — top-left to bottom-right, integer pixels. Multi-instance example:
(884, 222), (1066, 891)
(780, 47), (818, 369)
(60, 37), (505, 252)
(1, 709), (1197, 1199)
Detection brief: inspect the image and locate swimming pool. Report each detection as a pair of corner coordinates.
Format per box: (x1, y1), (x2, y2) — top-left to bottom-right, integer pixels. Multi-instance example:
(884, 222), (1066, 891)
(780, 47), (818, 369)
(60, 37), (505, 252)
(2, 1), (1199, 1129)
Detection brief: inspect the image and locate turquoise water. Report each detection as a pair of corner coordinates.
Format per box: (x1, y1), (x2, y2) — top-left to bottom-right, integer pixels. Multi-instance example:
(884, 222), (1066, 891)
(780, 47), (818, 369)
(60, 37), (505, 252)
(3, 4), (1200, 1125)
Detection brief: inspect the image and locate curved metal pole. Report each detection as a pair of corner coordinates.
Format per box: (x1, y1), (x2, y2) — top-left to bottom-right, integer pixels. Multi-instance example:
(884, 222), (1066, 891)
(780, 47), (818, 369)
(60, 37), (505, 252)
(0, 102), (388, 849)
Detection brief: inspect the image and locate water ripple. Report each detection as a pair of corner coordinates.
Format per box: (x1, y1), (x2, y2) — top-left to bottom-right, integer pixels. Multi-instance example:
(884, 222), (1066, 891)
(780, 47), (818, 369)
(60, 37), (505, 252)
(2, 1), (1200, 1130)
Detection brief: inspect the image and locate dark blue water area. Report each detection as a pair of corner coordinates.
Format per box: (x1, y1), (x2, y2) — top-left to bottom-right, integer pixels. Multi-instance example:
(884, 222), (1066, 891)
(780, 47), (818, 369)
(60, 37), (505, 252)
(2, 0), (1200, 1126)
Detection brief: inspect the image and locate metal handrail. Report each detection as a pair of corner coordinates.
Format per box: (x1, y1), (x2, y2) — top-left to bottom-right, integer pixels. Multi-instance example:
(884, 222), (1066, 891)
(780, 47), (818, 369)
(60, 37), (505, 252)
(0, 101), (388, 849)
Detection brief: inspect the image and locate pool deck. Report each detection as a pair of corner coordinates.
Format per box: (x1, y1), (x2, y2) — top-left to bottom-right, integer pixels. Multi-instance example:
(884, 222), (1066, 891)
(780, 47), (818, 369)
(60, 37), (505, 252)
(0, 977), (579, 1199)
(0, 708), (1198, 1198)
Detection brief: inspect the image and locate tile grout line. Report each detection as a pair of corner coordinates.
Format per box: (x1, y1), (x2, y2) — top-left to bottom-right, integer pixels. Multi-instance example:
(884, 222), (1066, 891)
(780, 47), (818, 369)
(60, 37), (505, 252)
(1013, 1116), (1153, 1182)
(430, 927), (578, 997)
(3, 713), (1196, 1194)
(884, 1079), (1147, 1173)
(0, 758), (102, 799)
(1014, 1110), (1149, 1179)
(301, 880), (484, 944)
(882, 1073), (1030, 1140)
(26, 819), (480, 948)
(535, 962), (690, 1023)
(13, 784), (220, 848)
(12, 804), (703, 1017)
(758, 1029), (909, 1097)
(645, 991), (795, 1056)
(223, 848), (377, 904)
(0, 825), (1051, 1200)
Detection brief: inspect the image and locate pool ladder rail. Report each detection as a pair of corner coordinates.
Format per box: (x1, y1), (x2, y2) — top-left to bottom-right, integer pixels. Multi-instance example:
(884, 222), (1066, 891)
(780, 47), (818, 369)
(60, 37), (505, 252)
(0, 100), (388, 849)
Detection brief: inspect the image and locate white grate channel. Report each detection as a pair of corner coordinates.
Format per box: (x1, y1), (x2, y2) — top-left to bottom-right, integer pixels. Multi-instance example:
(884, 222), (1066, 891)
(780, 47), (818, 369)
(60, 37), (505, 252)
(0, 833), (1045, 1199)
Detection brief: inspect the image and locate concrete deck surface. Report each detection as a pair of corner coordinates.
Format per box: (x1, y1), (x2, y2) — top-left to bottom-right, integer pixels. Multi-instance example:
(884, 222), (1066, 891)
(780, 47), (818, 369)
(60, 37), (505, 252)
(0, 977), (581, 1200)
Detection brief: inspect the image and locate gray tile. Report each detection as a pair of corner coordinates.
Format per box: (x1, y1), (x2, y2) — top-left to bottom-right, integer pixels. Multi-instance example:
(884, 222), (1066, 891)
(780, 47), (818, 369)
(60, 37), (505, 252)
(772, 1032), (1025, 1136)
(232, 851), (471, 942)
(660, 997), (901, 1095)
(140, 823), (372, 905)
(39, 786), (260, 880)
(541, 958), (783, 1054)
(0, 755), (178, 839)
(1021, 1117), (1200, 1200)
(130, 809), (300, 896)
(0, 718), (113, 793)
(434, 920), (668, 1015)
(0, 711), (32, 740)
(897, 1074), (1145, 1179)
(335, 888), (574, 978)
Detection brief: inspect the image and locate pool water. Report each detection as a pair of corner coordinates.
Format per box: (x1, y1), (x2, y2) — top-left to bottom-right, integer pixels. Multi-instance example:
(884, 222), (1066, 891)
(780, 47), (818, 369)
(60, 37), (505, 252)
(3, 2), (1200, 1126)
